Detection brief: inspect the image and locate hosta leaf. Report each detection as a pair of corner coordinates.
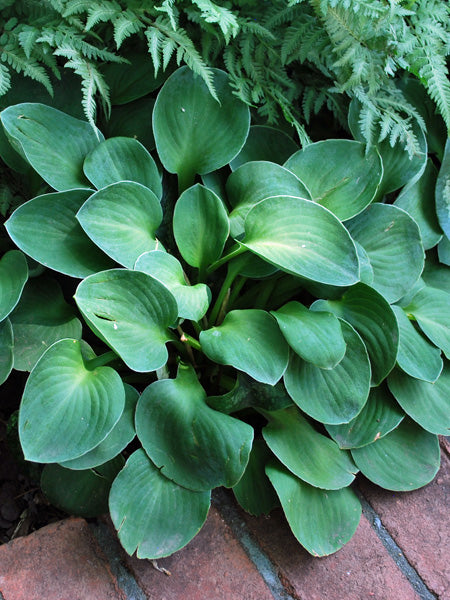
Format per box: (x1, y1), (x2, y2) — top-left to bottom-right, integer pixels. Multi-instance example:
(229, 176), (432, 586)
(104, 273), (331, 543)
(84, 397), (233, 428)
(0, 103), (102, 191)
(134, 251), (211, 321)
(83, 137), (162, 198)
(153, 67), (250, 185)
(388, 366), (450, 435)
(240, 196), (359, 286)
(403, 286), (450, 359)
(0, 318), (13, 385)
(262, 407), (357, 489)
(435, 138), (450, 239)
(0, 250), (28, 320)
(232, 439), (279, 516)
(10, 276), (82, 371)
(41, 456), (124, 518)
(230, 125), (299, 170)
(266, 461), (361, 557)
(346, 204), (424, 303)
(284, 321), (370, 424)
(76, 182), (163, 269)
(109, 449), (211, 559)
(207, 373), (293, 415)
(19, 339), (125, 463)
(394, 160), (442, 250)
(313, 283), (399, 385)
(271, 301), (346, 369)
(351, 418), (440, 491)
(325, 385), (405, 449)
(5, 189), (114, 278)
(173, 184), (229, 270)
(285, 140), (382, 221)
(392, 304), (443, 383)
(226, 162), (310, 238)
(438, 236), (450, 265)
(136, 365), (253, 491)
(422, 255), (450, 293)
(60, 384), (138, 470)
(200, 309), (289, 385)
(74, 269), (178, 372)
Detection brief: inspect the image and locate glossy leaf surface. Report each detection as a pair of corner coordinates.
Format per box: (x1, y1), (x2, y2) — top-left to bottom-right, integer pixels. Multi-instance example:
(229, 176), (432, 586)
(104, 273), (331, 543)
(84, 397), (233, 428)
(346, 203), (424, 303)
(200, 310), (289, 385)
(75, 269), (178, 372)
(77, 182), (163, 268)
(83, 136), (162, 198)
(19, 339), (125, 463)
(109, 449), (210, 558)
(262, 407), (357, 489)
(5, 189), (114, 278)
(0, 250), (28, 321)
(266, 461), (361, 556)
(1, 103), (102, 190)
(284, 321), (370, 424)
(285, 140), (382, 220)
(241, 196), (359, 286)
(136, 365), (253, 491)
(351, 418), (440, 491)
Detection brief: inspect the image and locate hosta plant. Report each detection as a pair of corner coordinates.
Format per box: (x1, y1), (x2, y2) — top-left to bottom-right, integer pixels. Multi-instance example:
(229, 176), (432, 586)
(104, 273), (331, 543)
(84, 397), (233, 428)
(0, 66), (449, 558)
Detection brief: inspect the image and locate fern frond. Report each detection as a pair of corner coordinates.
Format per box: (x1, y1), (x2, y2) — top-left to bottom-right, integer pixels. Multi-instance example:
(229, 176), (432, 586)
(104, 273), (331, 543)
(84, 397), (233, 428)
(85, 2), (121, 31)
(417, 46), (450, 134)
(190, 0), (239, 41)
(17, 25), (39, 59)
(155, 0), (177, 30)
(61, 0), (92, 18)
(0, 63), (11, 95)
(113, 9), (144, 48)
(64, 57), (110, 127)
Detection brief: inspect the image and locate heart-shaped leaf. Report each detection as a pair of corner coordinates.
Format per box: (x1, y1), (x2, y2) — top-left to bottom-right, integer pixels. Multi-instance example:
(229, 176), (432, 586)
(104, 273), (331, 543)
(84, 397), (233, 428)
(226, 161), (310, 238)
(271, 301), (346, 369)
(232, 439), (279, 516)
(19, 339), (125, 463)
(0, 250), (28, 320)
(262, 407), (357, 489)
(284, 321), (370, 424)
(59, 384), (138, 470)
(284, 140), (383, 221)
(109, 449), (211, 558)
(0, 103), (102, 190)
(435, 138), (450, 239)
(41, 456), (124, 518)
(312, 283), (399, 386)
(200, 309), (289, 385)
(266, 460), (361, 556)
(77, 182), (163, 268)
(403, 286), (450, 358)
(173, 184), (229, 271)
(5, 189), (115, 278)
(325, 385), (405, 449)
(230, 125), (299, 170)
(240, 196), (360, 286)
(392, 304), (443, 383)
(136, 365), (253, 491)
(422, 256), (450, 293)
(388, 366), (450, 435)
(83, 136), (162, 198)
(0, 319), (13, 385)
(75, 269), (178, 372)
(394, 159), (442, 250)
(135, 251), (211, 321)
(153, 67), (250, 188)
(10, 276), (82, 371)
(351, 418), (440, 491)
(346, 203), (424, 303)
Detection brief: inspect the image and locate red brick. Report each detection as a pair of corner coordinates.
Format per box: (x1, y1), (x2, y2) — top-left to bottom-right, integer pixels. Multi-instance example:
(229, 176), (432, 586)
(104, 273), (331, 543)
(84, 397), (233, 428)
(242, 509), (419, 600)
(0, 517), (125, 600)
(360, 451), (450, 599)
(121, 505), (273, 600)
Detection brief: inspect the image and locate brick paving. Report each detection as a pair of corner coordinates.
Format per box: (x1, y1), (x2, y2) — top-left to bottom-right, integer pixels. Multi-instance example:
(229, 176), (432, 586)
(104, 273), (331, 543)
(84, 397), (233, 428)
(0, 444), (448, 600)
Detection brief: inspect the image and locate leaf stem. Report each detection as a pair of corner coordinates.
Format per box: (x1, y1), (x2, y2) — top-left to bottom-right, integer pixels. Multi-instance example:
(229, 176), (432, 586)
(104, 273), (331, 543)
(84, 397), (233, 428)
(209, 264), (240, 325)
(207, 244), (247, 274)
(85, 350), (118, 371)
